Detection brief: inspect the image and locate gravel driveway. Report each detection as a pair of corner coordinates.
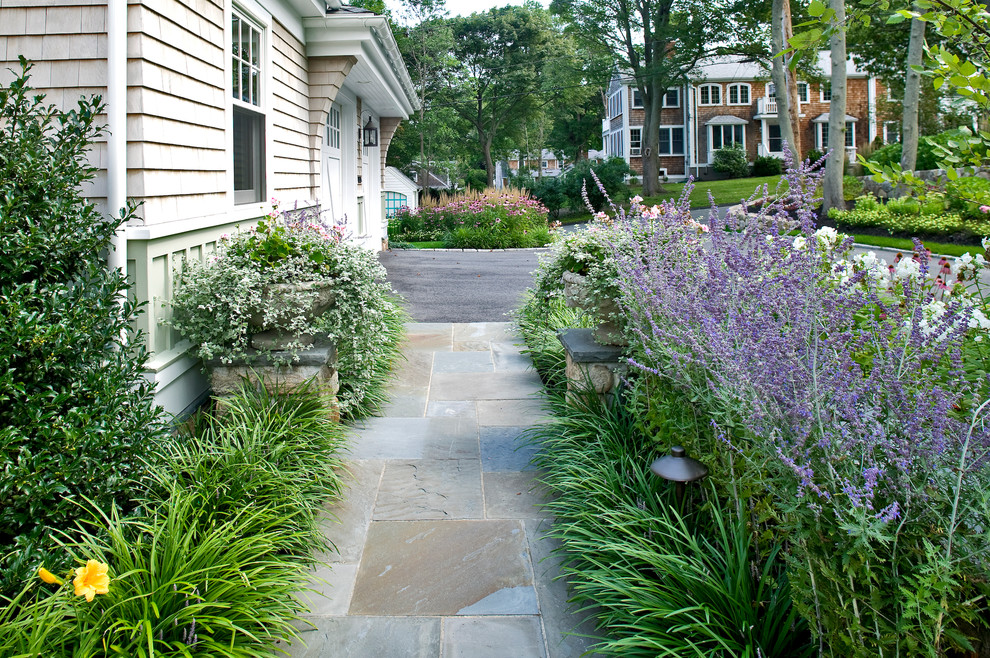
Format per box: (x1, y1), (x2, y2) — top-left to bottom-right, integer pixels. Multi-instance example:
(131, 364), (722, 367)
(379, 249), (545, 322)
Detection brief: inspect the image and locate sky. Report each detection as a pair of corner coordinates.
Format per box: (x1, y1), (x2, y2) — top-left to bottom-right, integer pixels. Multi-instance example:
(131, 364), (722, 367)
(384, 0), (551, 22)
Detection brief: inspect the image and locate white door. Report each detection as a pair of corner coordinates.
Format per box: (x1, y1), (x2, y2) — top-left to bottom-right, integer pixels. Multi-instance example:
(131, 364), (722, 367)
(322, 104), (342, 222)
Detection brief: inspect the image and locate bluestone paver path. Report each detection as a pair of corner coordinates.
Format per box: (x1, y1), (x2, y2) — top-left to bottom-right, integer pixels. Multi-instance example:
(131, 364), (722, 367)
(288, 322), (600, 657)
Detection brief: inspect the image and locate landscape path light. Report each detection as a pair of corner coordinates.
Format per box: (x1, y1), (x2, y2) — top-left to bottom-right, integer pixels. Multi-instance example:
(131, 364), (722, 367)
(650, 445), (709, 509)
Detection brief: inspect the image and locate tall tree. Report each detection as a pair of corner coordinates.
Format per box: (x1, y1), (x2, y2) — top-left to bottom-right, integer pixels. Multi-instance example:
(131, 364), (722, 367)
(552, 0), (728, 195)
(900, 14), (926, 172)
(823, 0), (847, 212)
(770, 0), (798, 156)
(392, 0), (457, 188)
(448, 6), (555, 186)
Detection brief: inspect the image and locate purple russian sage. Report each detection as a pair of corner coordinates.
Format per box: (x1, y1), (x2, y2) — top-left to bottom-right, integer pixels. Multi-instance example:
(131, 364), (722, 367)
(612, 148), (990, 518)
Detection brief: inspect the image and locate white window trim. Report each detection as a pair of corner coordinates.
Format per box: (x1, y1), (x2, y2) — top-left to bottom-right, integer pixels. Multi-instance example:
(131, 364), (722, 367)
(631, 88), (644, 109)
(657, 125), (685, 156)
(708, 123), (746, 159)
(727, 83), (751, 106)
(629, 127), (642, 155)
(227, 1), (273, 211)
(698, 83), (721, 106)
(609, 90), (623, 118)
(820, 82), (832, 103)
(797, 81), (810, 104)
(663, 88), (680, 108)
(817, 121), (856, 149)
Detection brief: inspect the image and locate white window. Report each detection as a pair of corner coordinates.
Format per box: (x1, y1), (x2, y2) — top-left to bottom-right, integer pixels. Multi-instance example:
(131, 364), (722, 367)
(542, 160), (549, 168)
(658, 127), (685, 155)
(326, 105), (340, 149)
(769, 82), (809, 104)
(699, 84), (721, 106)
(821, 82), (832, 102)
(883, 120), (901, 144)
(818, 121), (855, 149)
(632, 89), (644, 108)
(727, 83), (751, 105)
(710, 124), (745, 151)
(232, 10), (265, 205)
(629, 128), (642, 155)
(609, 91), (623, 118)
(663, 88), (680, 108)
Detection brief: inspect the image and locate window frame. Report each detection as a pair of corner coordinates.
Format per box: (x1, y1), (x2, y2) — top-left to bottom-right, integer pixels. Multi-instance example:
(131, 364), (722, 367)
(384, 191), (407, 218)
(797, 81), (810, 103)
(657, 126), (685, 156)
(727, 83), (751, 106)
(820, 82), (832, 102)
(698, 83), (722, 106)
(230, 3), (270, 207)
(709, 123), (745, 153)
(609, 90), (623, 118)
(663, 88), (680, 108)
(631, 88), (644, 109)
(818, 120), (855, 149)
(629, 127), (642, 155)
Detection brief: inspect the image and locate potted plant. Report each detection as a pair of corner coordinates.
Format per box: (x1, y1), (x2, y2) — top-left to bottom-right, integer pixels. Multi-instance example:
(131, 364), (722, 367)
(169, 201), (346, 365)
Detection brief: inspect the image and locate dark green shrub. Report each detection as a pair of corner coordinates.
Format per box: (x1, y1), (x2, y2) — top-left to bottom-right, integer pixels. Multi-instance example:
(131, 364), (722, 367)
(530, 176), (566, 219)
(805, 149), (825, 165)
(867, 129), (964, 171)
(560, 157), (630, 211)
(752, 154), (783, 176)
(0, 60), (169, 594)
(947, 176), (990, 220)
(887, 195), (922, 215)
(712, 143), (749, 178)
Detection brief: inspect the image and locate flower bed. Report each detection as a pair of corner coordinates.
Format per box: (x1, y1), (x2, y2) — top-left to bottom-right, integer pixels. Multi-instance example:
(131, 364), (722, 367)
(1, 382), (348, 655)
(388, 188), (553, 248)
(518, 159), (990, 656)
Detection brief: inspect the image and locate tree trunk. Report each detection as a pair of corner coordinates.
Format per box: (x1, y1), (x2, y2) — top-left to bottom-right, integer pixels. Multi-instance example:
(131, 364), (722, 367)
(823, 0), (847, 214)
(484, 135), (495, 187)
(771, 0), (797, 158)
(900, 15), (926, 173)
(641, 87), (662, 196)
(782, 0), (802, 158)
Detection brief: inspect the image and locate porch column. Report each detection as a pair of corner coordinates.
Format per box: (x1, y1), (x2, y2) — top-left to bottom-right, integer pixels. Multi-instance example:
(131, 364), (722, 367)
(378, 117), (402, 186)
(307, 55), (357, 196)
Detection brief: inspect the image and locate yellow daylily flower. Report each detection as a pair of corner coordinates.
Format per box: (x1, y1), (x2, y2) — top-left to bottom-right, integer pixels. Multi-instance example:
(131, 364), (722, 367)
(37, 567), (63, 585)
(73, 560), (110, 602)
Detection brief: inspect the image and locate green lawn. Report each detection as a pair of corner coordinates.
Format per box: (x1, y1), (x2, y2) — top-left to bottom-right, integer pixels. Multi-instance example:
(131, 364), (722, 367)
(849, 234), (983, 258)
(633, 175), (786, 209)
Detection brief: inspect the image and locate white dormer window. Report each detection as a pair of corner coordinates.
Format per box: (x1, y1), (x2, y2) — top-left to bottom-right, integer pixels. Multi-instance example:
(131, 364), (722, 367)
(698, 84), (721, 106)
(727, 83), (751, 105)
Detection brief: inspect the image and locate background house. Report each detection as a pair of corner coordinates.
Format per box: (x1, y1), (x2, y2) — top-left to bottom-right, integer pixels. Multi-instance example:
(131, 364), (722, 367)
(603, 53), (885, 181)
(0, 0), (419, 416)
(384, 165), (418, 216)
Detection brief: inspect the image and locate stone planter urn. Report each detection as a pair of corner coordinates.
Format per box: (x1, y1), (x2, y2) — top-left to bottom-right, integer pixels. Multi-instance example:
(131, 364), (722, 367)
(248, 280), (335, 350)
(561, 270), (626, 346)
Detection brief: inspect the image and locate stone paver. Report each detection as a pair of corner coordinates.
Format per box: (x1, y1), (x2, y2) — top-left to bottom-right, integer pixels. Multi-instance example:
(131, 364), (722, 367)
(290, 322), (600, 658)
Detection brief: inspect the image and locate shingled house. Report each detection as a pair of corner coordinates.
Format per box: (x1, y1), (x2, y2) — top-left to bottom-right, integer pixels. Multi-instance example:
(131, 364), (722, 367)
(0, 0), (419, 415)
(603, 52), (886, 180)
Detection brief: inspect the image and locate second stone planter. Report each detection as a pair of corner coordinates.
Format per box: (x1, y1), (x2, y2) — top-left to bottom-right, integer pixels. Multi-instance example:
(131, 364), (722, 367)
(561, 270), (626, 346)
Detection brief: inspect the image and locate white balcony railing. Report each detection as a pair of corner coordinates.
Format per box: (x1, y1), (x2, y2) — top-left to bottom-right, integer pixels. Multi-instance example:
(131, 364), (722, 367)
(757, 96), (778, 115)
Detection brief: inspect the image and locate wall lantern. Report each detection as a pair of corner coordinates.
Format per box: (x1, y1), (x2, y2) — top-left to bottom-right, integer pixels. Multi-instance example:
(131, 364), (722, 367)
(650, 445), (709, 508)
(362, 117), (378, 147)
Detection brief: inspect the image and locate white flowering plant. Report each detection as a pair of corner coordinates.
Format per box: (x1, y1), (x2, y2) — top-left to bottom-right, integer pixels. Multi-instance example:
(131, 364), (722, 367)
(169, 200), (405, 418)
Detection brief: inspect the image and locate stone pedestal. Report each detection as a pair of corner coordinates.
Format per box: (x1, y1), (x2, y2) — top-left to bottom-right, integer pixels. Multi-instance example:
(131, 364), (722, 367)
(207, 338), (339, 413)
(557, 328), (627, 403)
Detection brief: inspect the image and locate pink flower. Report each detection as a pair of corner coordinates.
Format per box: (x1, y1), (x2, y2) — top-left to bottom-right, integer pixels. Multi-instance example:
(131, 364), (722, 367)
(980, 205), (990, 214)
